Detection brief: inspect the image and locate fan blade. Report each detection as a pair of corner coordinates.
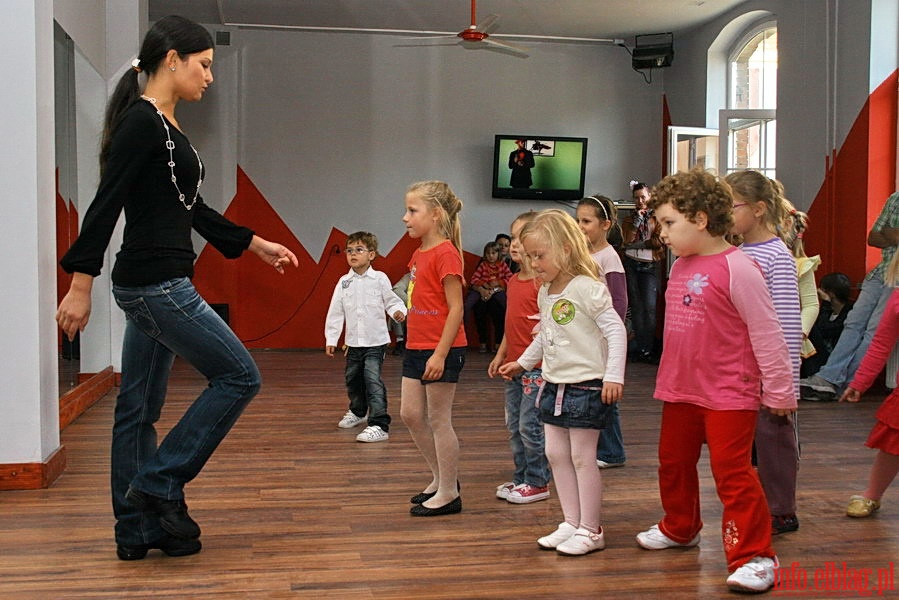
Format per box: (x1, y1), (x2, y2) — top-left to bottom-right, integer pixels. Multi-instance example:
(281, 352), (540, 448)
(483, 37), (529, 56)
(475, 14), (500, 34)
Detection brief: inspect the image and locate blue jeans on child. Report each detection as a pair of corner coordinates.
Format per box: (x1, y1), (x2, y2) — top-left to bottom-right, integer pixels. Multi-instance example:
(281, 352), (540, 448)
(596, 403), (626, 465)
(816, 273), (892, 390)
(345, 345), (391, 431)
(504, 369), (551, 487)
(112, 277), (261, 546)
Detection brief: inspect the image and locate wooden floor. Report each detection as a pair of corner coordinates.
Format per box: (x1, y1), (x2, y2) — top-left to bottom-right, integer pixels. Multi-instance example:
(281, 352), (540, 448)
(2, 351), (897, 599)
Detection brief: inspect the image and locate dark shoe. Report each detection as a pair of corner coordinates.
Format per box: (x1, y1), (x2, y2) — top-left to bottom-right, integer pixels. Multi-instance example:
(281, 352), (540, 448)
(771, 514), (799, 535)
(116, 535), (202, 561)
(409, 490), (437, 504)
(410, 496), (462, 516)
(410, 480), (460, 504)
(125, 487), (201, 540)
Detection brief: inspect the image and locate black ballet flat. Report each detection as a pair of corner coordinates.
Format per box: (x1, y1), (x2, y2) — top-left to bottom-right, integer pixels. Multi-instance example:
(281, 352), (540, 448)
(409, 490), (437, 504)
(410, 481), (460, 504)
(116, 535), (202, 561)
(410, 496), (462, 516)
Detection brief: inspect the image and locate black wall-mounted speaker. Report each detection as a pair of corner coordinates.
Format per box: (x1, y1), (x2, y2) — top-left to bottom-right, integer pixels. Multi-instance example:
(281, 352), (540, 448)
(632, 33), (674, 70)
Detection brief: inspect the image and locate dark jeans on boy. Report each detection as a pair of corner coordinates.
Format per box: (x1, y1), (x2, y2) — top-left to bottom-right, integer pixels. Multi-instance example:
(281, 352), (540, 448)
(345, 345), (391, 431)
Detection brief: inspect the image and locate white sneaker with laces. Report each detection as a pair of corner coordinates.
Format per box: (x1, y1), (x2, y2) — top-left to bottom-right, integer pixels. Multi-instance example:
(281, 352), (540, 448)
(537, 522), (578, 549)
(495, 481), (516, 499)
(726, 556), (779, 593)
(338, 411), (366, 429)
(596, 459), (625, 469)
(556, 528), (605, 556)
(636, 524), (700, 550)
(356, 425), (388, 442)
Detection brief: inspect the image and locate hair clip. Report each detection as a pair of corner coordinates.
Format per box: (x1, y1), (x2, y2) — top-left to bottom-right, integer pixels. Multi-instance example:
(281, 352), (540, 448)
(629, 179), (639, 189)
(131, 58), (142, 73)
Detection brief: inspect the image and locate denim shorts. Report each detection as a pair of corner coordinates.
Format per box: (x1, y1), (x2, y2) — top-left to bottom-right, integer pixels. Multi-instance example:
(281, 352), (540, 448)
(402, 347), (466, 383)
(537, 379), (613, 429)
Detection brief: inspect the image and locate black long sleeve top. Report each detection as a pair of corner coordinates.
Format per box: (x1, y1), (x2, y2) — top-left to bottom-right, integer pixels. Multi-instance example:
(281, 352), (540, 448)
(61, 99), (254, 286)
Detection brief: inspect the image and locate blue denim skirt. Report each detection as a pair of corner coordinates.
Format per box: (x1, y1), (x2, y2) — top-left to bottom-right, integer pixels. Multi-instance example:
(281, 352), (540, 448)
(402, 347), (466, 383)
(537, 379), (613, 429)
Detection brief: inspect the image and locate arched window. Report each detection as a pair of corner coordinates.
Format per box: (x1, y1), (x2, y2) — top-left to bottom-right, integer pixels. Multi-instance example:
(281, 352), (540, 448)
(720, 23), (777, 177)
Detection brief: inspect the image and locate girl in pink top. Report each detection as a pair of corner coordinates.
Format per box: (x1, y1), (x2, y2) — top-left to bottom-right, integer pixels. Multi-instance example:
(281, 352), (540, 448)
(841, 251), (899, 518)
(635, 168), (795, 595)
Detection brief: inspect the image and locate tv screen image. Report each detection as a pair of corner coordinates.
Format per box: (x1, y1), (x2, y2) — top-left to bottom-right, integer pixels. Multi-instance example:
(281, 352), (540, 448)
(492, 135), (588, 201)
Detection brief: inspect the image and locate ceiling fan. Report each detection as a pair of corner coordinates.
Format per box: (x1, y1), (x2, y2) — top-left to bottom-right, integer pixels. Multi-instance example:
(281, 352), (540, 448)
(411, 0), (529, 57)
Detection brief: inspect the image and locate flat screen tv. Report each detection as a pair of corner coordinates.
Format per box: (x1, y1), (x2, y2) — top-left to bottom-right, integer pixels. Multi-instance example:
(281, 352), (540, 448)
(492, 135), (588, 201)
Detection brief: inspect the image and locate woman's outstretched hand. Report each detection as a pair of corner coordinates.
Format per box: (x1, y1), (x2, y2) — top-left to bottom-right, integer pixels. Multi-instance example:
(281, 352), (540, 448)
(249, 235), (299, 274)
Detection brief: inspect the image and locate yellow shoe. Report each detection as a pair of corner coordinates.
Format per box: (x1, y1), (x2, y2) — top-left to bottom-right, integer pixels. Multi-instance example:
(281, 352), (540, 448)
(847, 495), (880, 518)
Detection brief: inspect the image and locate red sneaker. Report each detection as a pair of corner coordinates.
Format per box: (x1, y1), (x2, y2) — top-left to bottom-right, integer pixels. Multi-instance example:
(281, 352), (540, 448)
(507, 484), (550, 504)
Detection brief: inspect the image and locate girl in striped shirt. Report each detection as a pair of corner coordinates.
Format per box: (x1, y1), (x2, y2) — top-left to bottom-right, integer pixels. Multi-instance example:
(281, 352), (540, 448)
(726, 170), (802, 536)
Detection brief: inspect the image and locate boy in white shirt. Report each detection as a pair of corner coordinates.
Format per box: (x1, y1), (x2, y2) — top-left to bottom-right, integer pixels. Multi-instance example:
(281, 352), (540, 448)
(325, 232), (407, 442)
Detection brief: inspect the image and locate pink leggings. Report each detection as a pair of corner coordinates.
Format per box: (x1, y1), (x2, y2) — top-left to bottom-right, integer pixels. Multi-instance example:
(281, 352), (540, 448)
(545, 424), (603, 533)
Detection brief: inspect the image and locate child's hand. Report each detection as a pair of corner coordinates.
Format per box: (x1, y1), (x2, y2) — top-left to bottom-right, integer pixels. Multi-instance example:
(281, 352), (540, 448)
(325, 345), (336, 357)
(497, 361), (523, 380)
(840, 387), (862, 403)
(422, 354), (445, 381)
(487, 352), (506, 378)
(763, 406), (795, 417)
(601, 382), (623, 404)
(393, 310), (406, 323)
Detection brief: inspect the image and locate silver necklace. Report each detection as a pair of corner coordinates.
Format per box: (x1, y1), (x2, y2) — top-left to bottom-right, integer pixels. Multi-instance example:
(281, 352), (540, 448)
(140, 95), (202, 210)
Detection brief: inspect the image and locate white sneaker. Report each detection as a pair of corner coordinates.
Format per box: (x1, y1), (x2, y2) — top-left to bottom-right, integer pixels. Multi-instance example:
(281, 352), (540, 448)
(338, 411), (366, 429)
(726, 556), (779, 593)
(596, 460), (625, 469)
(556, 527), (605, 555)
(496, 481), (516, 500)
(537, 522), (578, 549)
(636, 524), (700, 550)
(356, 425), (388, 442)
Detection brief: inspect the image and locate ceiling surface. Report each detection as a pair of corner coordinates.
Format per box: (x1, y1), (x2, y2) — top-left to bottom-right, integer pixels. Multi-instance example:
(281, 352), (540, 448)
(148, 0), (749, 44)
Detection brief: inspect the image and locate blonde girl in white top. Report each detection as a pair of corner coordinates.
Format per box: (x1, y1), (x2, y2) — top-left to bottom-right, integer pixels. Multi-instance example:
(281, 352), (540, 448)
(499, 209), (627, 556)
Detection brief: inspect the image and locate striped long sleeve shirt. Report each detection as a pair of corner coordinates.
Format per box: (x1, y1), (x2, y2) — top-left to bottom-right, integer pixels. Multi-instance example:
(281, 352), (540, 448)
(741, 237), (802, 399)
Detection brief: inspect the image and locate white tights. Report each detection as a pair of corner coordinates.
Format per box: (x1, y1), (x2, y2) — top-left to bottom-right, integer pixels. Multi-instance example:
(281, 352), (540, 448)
(401, 377), (459, 507)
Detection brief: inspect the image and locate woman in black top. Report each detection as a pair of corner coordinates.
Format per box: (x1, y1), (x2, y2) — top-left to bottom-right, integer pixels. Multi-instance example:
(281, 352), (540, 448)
(56, 15), (298, 561)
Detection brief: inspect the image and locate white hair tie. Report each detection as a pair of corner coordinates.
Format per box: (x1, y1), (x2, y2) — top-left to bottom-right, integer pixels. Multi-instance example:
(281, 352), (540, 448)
(131, 58), (142, 73)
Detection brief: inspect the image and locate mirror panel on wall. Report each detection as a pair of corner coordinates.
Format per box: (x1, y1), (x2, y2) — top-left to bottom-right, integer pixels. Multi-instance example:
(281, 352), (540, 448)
(53, 20), (111, 397)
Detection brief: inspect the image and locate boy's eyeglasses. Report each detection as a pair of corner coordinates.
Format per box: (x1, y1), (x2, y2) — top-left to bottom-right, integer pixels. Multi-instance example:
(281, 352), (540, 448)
(345, 247), (371, 255)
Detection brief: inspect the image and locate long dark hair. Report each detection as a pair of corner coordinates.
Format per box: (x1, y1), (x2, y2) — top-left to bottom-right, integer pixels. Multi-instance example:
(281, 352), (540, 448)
(100, 15), (213, 171)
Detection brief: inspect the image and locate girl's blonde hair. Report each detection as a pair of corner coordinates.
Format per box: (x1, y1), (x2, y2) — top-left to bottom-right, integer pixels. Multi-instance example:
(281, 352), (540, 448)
(510, 210), (538, 278)
(724, 170), (808, 256)
(519, 209), (599, 282)
(886, 249), (899, 287)
(407, 180), (464, 259)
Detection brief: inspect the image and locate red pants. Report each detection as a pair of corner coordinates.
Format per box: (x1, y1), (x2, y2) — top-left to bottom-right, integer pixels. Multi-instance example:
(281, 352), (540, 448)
(657, 402), (775, 571)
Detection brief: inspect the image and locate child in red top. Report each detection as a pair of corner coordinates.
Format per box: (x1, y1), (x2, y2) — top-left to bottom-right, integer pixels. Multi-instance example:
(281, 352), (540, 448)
(468, 242), (514, 352)
(488, 211), (551, 504)
(401, 180), (467, 517)
(841, 251), (899, 518)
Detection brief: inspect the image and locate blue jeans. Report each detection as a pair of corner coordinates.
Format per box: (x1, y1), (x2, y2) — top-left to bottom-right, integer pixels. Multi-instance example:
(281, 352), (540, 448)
(596, 403), (625, 464)
(624, 256), (658, 354)
(345, 345), (390, 431)
(111, 277), (261, 545)
(817, 273), (892, 389)
(504, 369), (551, 487)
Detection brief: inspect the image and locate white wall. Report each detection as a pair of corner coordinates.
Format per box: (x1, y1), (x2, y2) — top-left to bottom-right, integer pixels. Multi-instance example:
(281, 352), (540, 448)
(181, 29), (664, 256)
(665, 0), (877, 211)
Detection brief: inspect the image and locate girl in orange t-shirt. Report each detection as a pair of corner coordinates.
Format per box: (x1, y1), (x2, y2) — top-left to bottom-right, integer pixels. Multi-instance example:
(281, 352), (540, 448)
(401, 180), (467, 516)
